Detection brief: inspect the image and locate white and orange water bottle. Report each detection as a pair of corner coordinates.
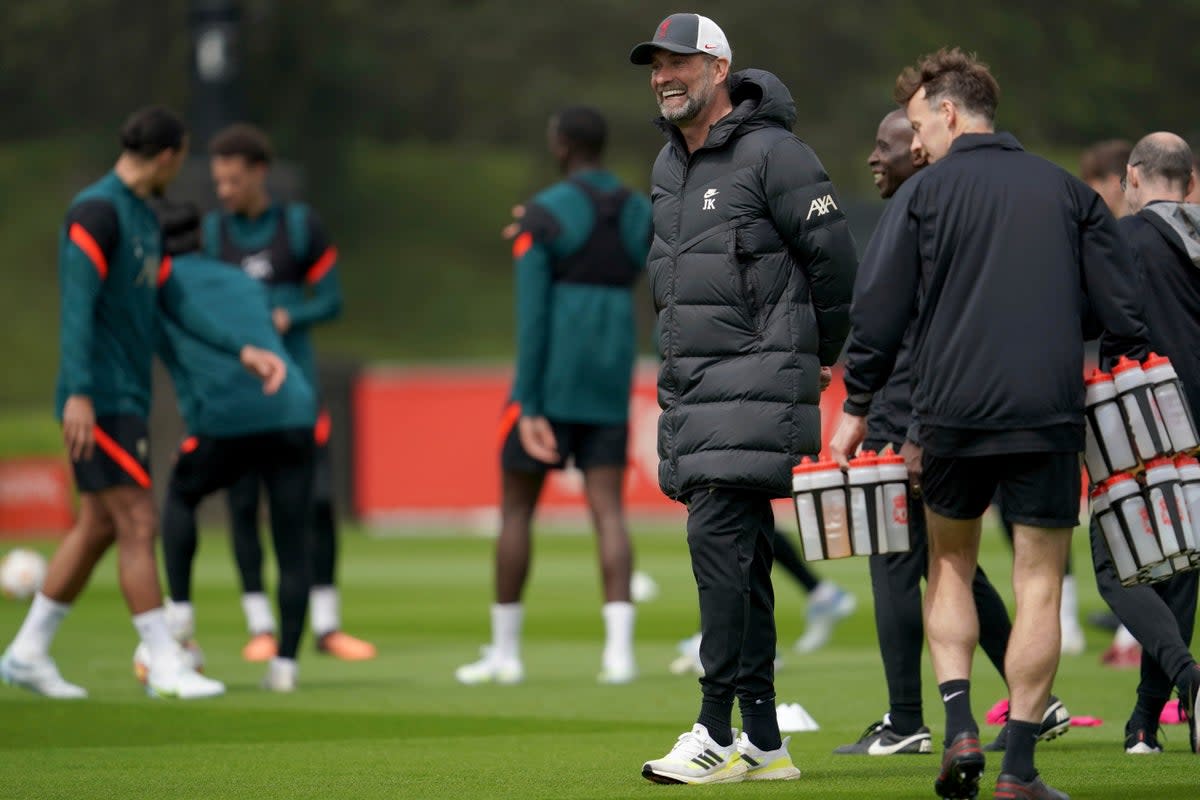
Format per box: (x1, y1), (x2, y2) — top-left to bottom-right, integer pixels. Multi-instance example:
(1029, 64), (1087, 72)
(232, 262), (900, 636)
(1174, 454), (1200, 566)
(1143, 456), (1194, 577)
(1104, 471), (1165, 585)
(1144, 353), (1199, 454)
(876, 451), (911, 553)
(792, 459), (852, 560)
(847, 451), (881, 556)
(1091, 482), (1140, 586)
(1112, 356), (1172, 463)
(1083, 369), (1137, 482)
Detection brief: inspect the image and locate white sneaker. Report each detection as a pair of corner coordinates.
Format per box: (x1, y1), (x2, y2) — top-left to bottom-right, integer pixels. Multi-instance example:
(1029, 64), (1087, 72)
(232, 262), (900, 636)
(737, 732), (802, 780)
(642, 724), (747, 784)
(598, 656), (636, 685)
(147, 648), (225, 699)
(794, 585), (857, 654)
(668, 633), (704, 676)
(1060, 620), (1086, 656)
(455, 646), (523, 685)
(0, 648), (87, 699)
(261, 658), (298, 693)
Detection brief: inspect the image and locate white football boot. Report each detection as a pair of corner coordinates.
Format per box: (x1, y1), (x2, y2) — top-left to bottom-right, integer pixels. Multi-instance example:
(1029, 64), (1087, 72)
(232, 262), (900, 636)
(0, 648), (87, 699)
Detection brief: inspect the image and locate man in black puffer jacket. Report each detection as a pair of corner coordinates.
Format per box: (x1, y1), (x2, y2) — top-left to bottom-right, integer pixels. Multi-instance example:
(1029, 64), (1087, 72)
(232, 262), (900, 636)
(630, 13), (858, 786)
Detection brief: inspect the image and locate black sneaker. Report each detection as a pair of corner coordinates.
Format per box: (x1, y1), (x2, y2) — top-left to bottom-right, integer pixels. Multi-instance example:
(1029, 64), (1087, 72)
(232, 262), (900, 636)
(935, 730), (984, 799)
(984, 696), (1071, 752)
(833, 714), (933, 755)
(1123, 721), (1162, 755)
(994, 772), (1069, 799)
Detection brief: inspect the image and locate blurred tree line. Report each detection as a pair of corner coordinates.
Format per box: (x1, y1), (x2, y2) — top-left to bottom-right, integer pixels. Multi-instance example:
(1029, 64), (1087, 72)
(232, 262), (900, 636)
(5, 0), (1199, 184)
(1, 0), (1198, 406)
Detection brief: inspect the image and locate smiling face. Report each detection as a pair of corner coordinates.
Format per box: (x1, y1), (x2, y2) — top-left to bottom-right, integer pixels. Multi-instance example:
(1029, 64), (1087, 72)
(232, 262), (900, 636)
(869, 111), (923, 198)
(211, 155), (268, 216)
(649, 50), (724, 126)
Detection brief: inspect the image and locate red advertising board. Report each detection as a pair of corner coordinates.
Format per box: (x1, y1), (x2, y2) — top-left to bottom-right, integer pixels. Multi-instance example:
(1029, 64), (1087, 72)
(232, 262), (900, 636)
(353, 364), (849, 525)
(0, 458), (74, 536)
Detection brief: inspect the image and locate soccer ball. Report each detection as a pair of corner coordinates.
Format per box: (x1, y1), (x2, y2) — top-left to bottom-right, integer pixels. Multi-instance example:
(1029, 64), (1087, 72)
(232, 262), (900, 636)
(0, 548), (47, 601)
(132, 640), (206, 684)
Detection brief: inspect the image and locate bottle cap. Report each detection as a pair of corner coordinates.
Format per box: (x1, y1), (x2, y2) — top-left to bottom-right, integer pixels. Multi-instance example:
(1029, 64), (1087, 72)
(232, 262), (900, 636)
(1143, 352), (1172, 370)
(1145, 456), (1176, 471)
(1175, 454), (1199, 468)
(1112, 356), (1143, 375)
(792, 457), (840, 474)
(1103, 472), (1137, 489)
(1085, 369), (1113, 386)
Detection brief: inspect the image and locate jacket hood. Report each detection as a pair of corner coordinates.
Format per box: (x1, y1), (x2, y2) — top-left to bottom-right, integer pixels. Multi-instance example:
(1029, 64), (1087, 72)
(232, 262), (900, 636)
(657, 68), (796, 151)
(1144, 202), (1200, 267)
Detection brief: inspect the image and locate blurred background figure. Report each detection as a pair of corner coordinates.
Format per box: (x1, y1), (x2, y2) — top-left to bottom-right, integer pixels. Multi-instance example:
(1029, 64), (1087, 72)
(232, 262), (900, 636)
(203, 123), (376, 663)
(1081, 139), (1134, 219)
(456, 106), (651, 686)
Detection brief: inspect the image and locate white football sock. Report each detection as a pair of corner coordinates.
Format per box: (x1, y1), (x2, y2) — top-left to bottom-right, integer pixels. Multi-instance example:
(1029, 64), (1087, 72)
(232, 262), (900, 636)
(132, 607), (179, 665)
(165, 600), (195, 641)
(602, 601), (635, 667)
(241, 592), (277, 635)
(309, 585), (340, 637)
(9, 592), (70, 661)
(491, 603), (523, 663)
(1060, 575), (1080, 627)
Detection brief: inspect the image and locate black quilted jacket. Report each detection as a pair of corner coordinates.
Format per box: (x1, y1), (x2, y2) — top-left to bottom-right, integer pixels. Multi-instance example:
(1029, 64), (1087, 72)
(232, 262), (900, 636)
(648, 69), (858, 500)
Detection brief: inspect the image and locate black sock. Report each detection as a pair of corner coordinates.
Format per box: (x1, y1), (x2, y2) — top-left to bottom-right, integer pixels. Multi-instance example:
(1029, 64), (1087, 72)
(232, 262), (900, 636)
(697, 700), (734, 747)
(739, 696), (782, 751)
(938, 680), (976, 744)
(1132, 692), (1170, 729)
(999, 719), (1039, 782)
(888, 703), (924, 735)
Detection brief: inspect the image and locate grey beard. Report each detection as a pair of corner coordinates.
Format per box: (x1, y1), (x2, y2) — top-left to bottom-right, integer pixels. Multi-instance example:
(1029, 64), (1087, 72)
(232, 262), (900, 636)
(660, 96), (703, 123)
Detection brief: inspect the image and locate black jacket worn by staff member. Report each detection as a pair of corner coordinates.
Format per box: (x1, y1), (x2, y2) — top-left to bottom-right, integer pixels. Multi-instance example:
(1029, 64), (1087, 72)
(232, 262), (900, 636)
(649, 69), (858, 500)
(1092, 200), (1200, 730)
(843, 133), (1148, 454)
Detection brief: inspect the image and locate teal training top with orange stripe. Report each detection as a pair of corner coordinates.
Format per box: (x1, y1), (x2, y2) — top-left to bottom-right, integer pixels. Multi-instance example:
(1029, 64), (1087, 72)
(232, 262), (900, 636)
(201, 203), (342, 389)
(55, 171), (243, 420)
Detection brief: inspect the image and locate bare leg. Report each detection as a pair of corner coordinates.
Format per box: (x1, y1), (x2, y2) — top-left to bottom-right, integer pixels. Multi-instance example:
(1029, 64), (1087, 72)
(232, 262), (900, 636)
(582, 465), (632, 603)
(924, 510), (982, 687)
(1007, 524), (1070, 723)
(97, 486), (163, 615)
(494, 470), (545, 604)
(40, 494), (117, 603)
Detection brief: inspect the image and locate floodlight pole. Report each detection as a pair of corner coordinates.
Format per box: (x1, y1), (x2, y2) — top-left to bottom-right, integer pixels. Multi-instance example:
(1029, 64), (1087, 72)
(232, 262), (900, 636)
(188, 0), (243, 151)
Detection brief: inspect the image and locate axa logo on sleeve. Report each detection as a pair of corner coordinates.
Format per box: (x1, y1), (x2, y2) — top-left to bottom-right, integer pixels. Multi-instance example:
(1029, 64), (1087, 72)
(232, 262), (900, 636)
(806, 194), (838, 220)
(702, 188), (719, 211)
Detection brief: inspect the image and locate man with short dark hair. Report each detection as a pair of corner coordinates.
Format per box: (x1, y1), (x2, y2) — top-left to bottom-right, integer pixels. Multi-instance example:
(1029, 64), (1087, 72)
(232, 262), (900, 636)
(456, 106), (651, 687)
(631, 13), (857, 785)
(0, 107), (284, 700)
(1092, 131), (1200, 756)
(830, 48), (1148, 799)
(1081, 139), (1134, 218)
(196, 123), (376, 663)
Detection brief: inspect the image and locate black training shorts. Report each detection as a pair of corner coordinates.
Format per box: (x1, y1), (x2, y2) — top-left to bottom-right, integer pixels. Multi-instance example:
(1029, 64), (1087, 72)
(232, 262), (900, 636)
(72, 414), (152, 492)
(499, 407), (627, 473)
(921, 450), (1081, 529)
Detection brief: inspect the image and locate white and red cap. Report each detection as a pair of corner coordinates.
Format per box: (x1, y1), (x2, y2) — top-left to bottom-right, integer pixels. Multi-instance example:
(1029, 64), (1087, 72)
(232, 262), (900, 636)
(630, 13), (732, 65)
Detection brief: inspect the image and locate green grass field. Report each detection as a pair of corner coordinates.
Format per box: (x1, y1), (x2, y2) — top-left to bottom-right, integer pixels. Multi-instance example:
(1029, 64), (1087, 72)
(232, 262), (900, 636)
(0, 524), (1194, 799)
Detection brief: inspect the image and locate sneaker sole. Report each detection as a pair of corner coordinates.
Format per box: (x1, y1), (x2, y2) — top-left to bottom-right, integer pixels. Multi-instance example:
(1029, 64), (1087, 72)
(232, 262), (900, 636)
(744, 765), (802, 781)
(641, 763), (747, 785)
(935, 751), (984, 799)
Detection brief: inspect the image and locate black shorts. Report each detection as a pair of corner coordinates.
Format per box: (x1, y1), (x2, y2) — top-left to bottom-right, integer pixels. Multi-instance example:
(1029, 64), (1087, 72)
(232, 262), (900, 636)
(921, 450), (1081, 529)
(170, 428), (314, 502)
(72, 414), (151, 493)
(499, 409), (628, 473)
